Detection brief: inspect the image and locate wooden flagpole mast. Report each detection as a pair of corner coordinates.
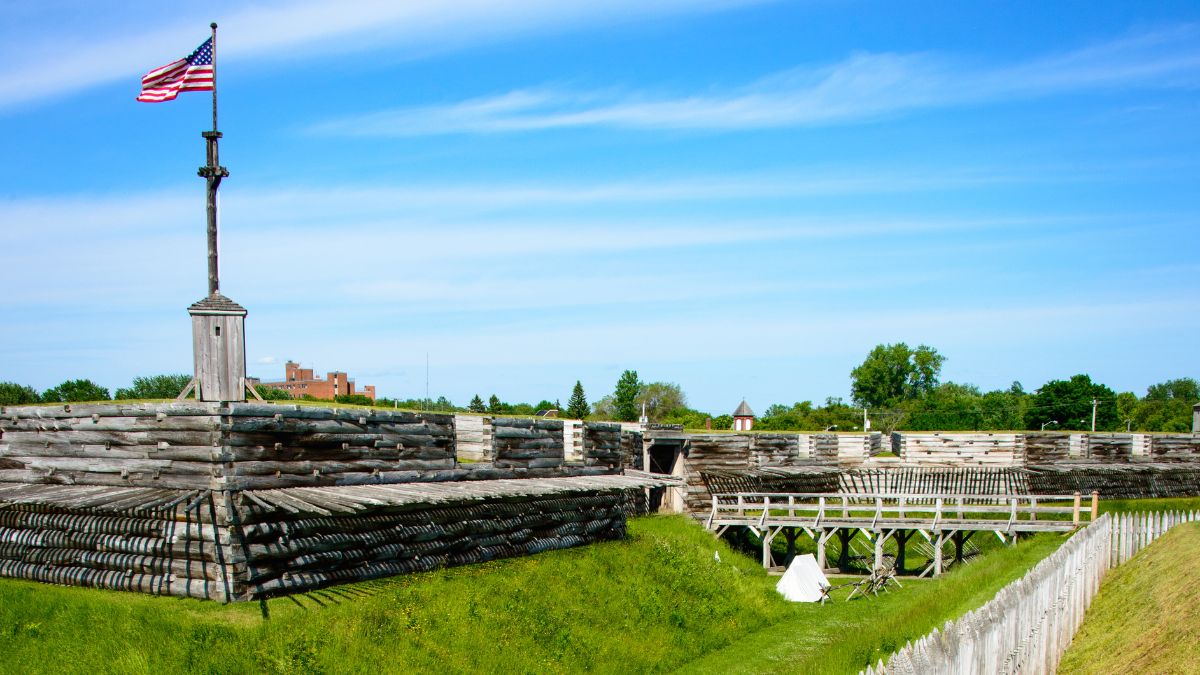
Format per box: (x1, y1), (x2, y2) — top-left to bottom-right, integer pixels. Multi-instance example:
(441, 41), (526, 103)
(200, 21), (228, 297)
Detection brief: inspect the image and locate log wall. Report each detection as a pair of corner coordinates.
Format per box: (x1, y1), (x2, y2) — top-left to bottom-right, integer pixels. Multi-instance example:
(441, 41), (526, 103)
(453, 414), (493, 462)
(238, 490), (640, 599)
(491, 418), (564, 470)
(1023, 433), (1071, 463)
(0, 477), (655, 602)
(1148, 433), (1200, 461)
(1082, 433), (1132, 462)
(582, 422), (623, 468)
(621, 430), (644, 470)
(0, 403), (460, 490)
(0, 489), (239, 602)
(894, 433), (1024, 467)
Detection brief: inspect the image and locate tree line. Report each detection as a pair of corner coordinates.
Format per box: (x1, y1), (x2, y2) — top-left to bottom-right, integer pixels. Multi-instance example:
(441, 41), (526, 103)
(3, 347), (1195, 433)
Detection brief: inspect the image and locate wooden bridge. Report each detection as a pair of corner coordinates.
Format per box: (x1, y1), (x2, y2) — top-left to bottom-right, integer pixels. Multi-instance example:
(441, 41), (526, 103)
(706, 491), (1099, 577)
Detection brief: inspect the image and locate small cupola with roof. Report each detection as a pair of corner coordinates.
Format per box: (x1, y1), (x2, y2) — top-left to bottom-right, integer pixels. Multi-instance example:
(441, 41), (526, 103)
(188, 293), (248, 402)
(733, 400), (755, 431)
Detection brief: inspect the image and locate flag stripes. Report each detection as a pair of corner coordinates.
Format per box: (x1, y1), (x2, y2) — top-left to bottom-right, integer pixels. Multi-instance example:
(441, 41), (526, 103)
(137, 37), (214, 103)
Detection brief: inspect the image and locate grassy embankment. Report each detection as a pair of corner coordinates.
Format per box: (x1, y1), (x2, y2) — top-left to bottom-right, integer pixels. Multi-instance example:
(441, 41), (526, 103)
(0, 498), (1190, 674)
(1059, 521), (1200, 674)
(1, 515), (1066, 675)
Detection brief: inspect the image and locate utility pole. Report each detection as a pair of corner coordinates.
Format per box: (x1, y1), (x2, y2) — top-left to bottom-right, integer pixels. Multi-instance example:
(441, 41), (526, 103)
(1091, 398), (1099, 432)
(863, 407), (869, 431)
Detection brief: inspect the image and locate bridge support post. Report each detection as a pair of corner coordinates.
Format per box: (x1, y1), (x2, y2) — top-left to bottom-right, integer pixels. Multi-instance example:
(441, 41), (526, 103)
(894, 529), (913, 573)
(837, 529), (853, 571)
(933, 531), (949, 577)
(783, 529), (798, 567)
(817, 528), (835, 569)
(874, 529), (894, 571)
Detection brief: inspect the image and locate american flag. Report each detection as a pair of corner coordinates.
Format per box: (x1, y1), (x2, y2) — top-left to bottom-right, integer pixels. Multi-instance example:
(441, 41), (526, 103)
(137, 38), (214, 103)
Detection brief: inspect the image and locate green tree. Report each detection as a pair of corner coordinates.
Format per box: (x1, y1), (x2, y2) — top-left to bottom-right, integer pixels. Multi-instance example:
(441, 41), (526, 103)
(1133, 377), (1199, 431)
(636, 382), (687, 422)
(0, 382), (40, 406)
(566, 381), (589, 419)
(850, 343), (945, 409)
(977, 383), (1031, 430)
(591, 395), (616, 420)
(613, 370), (641, 422)
(334, 394), (374, 406)
(114, 374), (192, 400)
(487, 395), (502, 414)
(902, 382), (983, 430)
(468, 395), (486, 413)
(1025, 374), (1118, 431)
(41, 379), (110, 403)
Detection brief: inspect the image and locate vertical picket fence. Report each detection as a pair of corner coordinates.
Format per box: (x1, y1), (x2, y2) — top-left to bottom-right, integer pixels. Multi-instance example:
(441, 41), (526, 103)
(866, 509), (1200, 675)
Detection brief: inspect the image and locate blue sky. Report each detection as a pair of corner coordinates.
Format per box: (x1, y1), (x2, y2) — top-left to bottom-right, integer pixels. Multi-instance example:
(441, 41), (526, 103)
(1, 1), (1198, 414)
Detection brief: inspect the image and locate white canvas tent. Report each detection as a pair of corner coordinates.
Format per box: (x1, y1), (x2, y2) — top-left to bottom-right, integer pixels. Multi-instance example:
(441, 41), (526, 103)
(775, 554), (830, 602)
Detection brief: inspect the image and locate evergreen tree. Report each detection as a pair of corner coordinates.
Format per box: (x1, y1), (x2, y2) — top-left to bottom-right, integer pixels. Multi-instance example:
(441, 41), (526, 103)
(613, 370), (641, 422)
(487, 394), (502, 414)
(468, 394), (486, 413)
(566, 381), (589, 419)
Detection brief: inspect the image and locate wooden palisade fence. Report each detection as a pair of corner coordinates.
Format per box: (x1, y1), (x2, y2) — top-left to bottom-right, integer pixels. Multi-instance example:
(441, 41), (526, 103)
(866, 509), (1200, 674)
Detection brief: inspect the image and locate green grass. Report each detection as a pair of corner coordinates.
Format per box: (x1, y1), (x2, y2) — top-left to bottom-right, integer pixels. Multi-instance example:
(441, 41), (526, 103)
(0, 513), (1072, 675)
(680, 532), (1066, 674)
(3, 497), (1185, 674)
(1059, 522), (1200, 674)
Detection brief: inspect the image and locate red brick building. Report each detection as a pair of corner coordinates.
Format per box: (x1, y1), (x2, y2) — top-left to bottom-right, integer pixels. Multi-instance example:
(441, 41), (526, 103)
(255, 361), (376, 401)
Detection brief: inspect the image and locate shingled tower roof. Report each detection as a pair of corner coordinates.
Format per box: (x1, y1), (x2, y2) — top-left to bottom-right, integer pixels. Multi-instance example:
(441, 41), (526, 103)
(188, 293), (247, 315)
(733, 400), (754, 417)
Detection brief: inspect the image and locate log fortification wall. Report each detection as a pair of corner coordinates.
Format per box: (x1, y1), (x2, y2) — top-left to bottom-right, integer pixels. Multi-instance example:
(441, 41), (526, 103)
(678, 431), (1200, 512)
(0, 403), (655, 601)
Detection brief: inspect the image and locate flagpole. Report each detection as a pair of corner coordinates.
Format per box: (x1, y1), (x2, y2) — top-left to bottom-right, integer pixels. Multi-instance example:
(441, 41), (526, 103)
(200, 22), (228, 297)
(211, 22), (218, 133)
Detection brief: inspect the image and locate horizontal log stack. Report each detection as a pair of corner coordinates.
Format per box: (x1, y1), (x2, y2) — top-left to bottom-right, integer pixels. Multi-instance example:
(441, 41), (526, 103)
(1082, 434), (1132, 462)
(749, 434), (800, 467)
(0, 403), (675, 602)
(491, 418), (564, 470)
(1148, 434), (1200, 461)
(234, 476), (652, 599)
(894, 433), (1024, 467)
(621, 430), (644, 470)
(796, 434), (841, 463)
(1026, 462), (1200, 499)
(0, 403), (457, 490)
(453, 414), (493, 462)
(582, 422), (623, 468)
(681, 435), (754, 512)
(0, 485), (239, 602)
(0, 475), (660, 602)
(1023, 433), (1071, 463)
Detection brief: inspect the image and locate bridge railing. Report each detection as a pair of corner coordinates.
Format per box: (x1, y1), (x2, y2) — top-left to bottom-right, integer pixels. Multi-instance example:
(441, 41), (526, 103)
(707, 491), (1098, 531)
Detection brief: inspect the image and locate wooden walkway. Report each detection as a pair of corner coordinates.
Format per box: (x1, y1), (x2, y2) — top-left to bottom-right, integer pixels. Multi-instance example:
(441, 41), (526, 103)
(706, 491), (1098, 576)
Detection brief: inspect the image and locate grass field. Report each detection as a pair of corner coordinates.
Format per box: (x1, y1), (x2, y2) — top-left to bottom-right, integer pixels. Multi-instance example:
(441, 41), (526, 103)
(1059, 521), (1200, 674)
(0, 514), (1069, 675)
(1, 497), (1190, 674)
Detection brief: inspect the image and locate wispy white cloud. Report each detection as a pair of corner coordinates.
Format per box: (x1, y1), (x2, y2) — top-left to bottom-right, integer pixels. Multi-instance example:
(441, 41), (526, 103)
(312, 26), (1200, 136)
(0, 0), (768, 109)
(0, 160), (1135, 243)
